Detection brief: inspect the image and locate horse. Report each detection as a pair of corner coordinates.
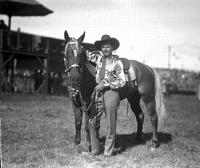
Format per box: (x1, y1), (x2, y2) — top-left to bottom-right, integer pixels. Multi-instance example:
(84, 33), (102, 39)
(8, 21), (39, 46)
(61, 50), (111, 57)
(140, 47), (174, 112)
(63, 30), (167, 150)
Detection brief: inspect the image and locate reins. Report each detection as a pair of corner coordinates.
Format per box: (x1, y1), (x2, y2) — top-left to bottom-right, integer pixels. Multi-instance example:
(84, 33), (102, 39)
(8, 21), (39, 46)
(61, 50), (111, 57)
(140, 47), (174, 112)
(67, 67), (96, 114)
(66, 66), (87, 113)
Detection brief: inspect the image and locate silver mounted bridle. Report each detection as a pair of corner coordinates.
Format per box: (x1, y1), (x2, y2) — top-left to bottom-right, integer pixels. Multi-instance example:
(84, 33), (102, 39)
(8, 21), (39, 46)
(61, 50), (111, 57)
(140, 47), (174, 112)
(64, 38), (87, 112)
(64, 38), (81, 73)
(64, 39), (103, 120)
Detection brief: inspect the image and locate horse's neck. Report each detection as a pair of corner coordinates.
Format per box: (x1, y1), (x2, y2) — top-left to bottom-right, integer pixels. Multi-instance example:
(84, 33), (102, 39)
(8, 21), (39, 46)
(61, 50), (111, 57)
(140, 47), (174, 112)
(84, 61), (96, 77)
(80, 61), (96, 102)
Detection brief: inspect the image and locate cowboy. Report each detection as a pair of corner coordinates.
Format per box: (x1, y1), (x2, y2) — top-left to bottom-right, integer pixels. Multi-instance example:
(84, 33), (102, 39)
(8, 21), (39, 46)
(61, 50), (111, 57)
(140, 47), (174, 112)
(89, 35), (126, 156)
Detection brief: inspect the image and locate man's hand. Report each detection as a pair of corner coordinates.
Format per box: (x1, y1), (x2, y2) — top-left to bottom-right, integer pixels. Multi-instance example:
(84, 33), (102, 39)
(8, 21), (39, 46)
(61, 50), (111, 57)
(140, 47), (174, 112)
(95, 83), (109, 92)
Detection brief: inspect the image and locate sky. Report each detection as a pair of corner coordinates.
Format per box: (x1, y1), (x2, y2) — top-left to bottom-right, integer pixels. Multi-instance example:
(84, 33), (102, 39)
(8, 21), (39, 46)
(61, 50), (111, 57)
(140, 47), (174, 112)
(1, 0), (200, 71)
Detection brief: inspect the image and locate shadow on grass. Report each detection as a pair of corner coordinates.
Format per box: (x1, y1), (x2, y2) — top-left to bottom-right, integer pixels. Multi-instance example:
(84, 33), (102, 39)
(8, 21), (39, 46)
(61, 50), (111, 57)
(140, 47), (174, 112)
(100, 132), (172, 154)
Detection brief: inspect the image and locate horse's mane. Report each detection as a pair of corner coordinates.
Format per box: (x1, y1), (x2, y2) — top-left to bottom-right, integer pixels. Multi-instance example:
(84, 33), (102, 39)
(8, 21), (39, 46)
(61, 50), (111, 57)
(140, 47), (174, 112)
(79, 49), (96, 104)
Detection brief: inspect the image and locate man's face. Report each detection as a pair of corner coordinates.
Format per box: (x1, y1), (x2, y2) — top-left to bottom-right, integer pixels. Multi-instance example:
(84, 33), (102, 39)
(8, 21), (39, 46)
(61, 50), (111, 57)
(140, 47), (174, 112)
(101, 43), (113, 56)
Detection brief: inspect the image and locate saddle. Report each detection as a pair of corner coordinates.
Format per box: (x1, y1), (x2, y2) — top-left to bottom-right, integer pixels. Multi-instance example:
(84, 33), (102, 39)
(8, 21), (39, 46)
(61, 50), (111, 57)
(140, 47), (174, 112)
(119, 58), (131, 74)
(119, 57), (136, 82)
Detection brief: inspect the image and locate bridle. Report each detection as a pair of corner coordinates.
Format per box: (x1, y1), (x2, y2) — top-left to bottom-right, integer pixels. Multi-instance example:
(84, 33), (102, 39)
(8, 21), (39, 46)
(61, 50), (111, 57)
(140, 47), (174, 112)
(64, 37), (104, 121)
(65, 64), (80, 74)
(64, 38), (81, 73)
(64, 38), (87, 112)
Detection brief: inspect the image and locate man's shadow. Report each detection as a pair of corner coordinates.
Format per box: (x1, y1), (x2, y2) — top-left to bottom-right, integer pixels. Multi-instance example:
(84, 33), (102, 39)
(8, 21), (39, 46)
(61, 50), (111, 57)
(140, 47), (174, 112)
(100, 132), (172, 154)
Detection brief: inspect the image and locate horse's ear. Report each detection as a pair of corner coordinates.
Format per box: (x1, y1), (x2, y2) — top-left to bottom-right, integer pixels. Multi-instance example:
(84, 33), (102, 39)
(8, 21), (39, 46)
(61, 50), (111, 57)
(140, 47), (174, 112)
(64, 30), (70, 42)
(78, 31), (85, 43)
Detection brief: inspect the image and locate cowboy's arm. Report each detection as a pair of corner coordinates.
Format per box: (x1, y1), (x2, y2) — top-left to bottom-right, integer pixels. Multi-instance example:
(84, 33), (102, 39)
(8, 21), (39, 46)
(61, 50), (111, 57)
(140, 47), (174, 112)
(108, 60), (126, 89)
(95, 64), (110, 91)
(87, 50), (102, 63)
(95, 55), (103, 84)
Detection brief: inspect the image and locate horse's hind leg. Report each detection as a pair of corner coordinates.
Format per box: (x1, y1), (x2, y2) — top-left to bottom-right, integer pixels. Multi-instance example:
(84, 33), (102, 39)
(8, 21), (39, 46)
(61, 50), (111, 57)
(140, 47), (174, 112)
(74, 109), (82, 145)
(128, 92), (144, 141)
(143, 98), (159, 147)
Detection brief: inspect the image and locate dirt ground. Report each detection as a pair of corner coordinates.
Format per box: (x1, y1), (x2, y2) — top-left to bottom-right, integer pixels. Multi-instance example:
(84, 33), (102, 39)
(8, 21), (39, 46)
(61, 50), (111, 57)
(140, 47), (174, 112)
(1, 93), (200, 168)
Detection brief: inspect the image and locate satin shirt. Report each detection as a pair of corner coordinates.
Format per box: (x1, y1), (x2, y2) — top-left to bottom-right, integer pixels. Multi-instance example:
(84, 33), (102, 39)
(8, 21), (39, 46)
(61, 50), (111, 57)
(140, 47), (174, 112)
(95, 54), (126, 89)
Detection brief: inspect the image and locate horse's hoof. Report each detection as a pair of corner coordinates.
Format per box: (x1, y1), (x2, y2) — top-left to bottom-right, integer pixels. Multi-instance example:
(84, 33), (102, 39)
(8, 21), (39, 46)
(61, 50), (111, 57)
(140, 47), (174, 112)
(149, 146), (156, 152)
(150, 140), (160, 148)
(84, 144), (91, 152)
(74, 139), (81, 145)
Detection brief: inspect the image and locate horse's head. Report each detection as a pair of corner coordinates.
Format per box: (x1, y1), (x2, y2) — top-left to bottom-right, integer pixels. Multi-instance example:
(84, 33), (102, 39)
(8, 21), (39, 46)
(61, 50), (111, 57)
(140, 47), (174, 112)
(64, 30), (86, 90)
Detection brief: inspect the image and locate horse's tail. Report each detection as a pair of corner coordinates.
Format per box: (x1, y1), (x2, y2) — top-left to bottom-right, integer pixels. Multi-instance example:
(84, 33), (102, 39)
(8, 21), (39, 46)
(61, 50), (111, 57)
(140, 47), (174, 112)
(153, 69), (167, 125)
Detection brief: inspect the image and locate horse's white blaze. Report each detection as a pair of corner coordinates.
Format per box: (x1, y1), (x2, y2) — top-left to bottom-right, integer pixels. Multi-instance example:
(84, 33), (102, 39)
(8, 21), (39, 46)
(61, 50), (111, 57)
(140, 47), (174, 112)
(64, 38), (80, 72)
(64, 39), (79, 58)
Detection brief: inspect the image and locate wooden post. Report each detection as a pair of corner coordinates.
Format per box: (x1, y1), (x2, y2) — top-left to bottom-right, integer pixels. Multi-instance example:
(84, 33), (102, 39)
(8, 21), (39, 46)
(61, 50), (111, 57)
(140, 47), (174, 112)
(168, 45), (171, 69)
(8, 16), (11, 30)
(44, 58), (48, 94)
(0, 30), (3, 97)
(197, 81), (200, 101)
(0, 52), (3, 97)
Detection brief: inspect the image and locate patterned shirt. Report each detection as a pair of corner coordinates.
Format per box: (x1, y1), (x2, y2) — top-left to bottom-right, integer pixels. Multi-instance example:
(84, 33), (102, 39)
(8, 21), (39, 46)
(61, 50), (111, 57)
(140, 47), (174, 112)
(95, 54), (126, 89)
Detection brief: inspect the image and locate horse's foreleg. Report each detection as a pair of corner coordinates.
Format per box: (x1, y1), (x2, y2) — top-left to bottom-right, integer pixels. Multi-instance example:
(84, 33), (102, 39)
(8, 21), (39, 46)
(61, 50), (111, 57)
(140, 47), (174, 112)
(74, 109), (82, 145)
(144, 99), (159, 147)
(128, 93), (144, 141)
(84, 111), (91, 151)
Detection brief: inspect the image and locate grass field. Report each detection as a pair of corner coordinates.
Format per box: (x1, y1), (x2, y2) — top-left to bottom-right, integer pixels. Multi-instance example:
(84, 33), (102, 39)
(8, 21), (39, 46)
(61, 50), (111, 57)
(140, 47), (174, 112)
(1, 93), (200, 168)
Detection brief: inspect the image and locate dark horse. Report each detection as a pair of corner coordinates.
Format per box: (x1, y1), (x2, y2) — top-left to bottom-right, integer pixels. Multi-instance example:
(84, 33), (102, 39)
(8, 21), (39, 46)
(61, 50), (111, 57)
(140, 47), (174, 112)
(63, 30), (167, 149)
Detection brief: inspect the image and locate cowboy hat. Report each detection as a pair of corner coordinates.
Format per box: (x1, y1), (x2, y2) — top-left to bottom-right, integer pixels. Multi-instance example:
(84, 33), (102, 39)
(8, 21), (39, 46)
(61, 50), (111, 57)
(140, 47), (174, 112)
(94, 35), (120, 50)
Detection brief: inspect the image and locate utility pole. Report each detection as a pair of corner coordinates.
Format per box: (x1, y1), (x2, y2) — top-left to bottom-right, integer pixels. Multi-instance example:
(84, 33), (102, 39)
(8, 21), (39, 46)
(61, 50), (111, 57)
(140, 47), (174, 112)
(168, 45), (171, 69)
